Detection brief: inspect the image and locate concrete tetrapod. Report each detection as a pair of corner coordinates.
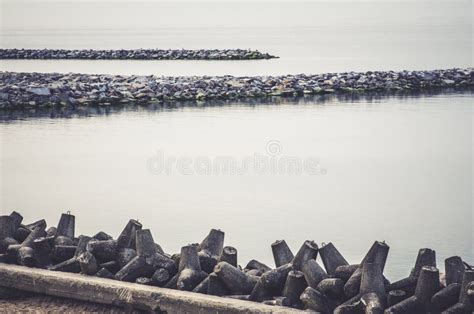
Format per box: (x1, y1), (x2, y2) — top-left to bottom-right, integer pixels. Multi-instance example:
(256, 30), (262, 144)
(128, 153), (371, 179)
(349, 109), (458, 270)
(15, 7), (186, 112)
(218, 246), (238, 268)
(271, 240), (294, 268)
(282, 270), (307, 308)
(319, 242), (349, 276)
(198, 229), (225, 273)
(291, 240), (319, 271)
(385, 266), (441, 313)
(344, 241), (390, 299)
(177, 244), (207, 291)
(387, 248), (436, 296)
(214, 261), (258, 295)
(442, 270), (474, 313)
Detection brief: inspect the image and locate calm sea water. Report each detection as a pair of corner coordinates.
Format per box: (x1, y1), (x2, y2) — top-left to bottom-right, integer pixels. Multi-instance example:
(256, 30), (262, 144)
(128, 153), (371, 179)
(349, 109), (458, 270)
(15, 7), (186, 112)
(0, 0), (473, 279)
(1, 93), (473, 279)
(0, 0), (472, 75)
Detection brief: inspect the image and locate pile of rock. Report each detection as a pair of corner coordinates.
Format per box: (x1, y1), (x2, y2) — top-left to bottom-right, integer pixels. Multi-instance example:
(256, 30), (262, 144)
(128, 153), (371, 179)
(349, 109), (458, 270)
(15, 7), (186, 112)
(0, 49), (277, 60)
(1, 89), (468, 121)
(0, 68), (472, 109)
(0, 211), (473, 313)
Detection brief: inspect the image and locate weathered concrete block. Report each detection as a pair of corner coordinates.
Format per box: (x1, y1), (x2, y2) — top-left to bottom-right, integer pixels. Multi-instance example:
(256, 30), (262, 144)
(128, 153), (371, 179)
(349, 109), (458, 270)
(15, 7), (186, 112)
(117, 248), (137, 268)
(431, 283), (462, 312)
(136, 229), (159, 257)
(300, 286), (331, 313)
(344, 241), (389, 298)
(32, 237), (52, 268)
(115, 256), (149, 282)
(45, 227), (57, 238)
(117, 219), (142, 250)
(57, 212), (75, 239)
(282, 270), (307, 307)
(164, 273), (178, 289)
(271, 240), (294, 268)
(93, 231), (113, 241)
(177, 269), (207, 291)
(151, 268), (170, 287)
(261, 263), (293, 293)
(208, 272), (230, 296)
(49, 257), (80, 273)
(219, 246), (237, 268)
(198, 250), (218, 274)
(385, 266), (441, 313)
(198, 229), (225, 258)
(86, 239), (117, 263)
(360, 262), (386, 297)
(214, 261), (258, 294)
(387, 289), (408, 307)
(246, 268), (264, 277)
(291, 240), (318, 271)
(54, 235), (74, 246)
(319, 242), (349, 276)
(0, 216), (16, 240)
(360, 292), (384, 314)
(415, 266), (441, 304)
(18, 246), (36, 267)
(335, 264), (359, 281)
(245, 259), (271, 273)
(9, 211), (23, 231)
(0, 237), (18, 254)
(177, 245), (206, 291)
(192, 275), (210, 294)
(145, 253), (178, 277)
(99, 261), (120, 274)
(384, 295), (422, 313)
(445, 256), (465, 286)
(77, 251), (98, 275)
(317, 278), (345, 301)
(74, 235), (91, 257)
(21, 224), (47, 248)
(302, 259), (328, 289)
(52, 245), (77, 264)
(95, 267), (115, 279)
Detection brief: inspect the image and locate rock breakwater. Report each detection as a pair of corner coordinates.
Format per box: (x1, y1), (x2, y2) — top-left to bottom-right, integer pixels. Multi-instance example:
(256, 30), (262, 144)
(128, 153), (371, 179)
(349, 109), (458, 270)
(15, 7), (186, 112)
(0, 68), (472, 109)
(0, 211), (473, 313)
(4, 90), (468, 121)
(0, 48), (277, 60)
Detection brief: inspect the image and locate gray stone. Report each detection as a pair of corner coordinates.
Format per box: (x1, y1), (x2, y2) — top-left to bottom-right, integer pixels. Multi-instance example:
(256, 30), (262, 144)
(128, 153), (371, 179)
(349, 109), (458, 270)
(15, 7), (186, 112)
(27, 87), (51, 96)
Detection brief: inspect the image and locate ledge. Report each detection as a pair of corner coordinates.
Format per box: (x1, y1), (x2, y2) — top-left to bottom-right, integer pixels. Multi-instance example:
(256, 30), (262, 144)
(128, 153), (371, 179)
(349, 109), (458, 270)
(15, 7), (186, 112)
(0, 263), (302, 313)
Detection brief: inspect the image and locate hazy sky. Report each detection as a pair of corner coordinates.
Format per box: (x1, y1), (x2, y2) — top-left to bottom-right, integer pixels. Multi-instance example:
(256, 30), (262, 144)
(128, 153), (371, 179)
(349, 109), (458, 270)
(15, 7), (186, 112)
(1, 0), (470, 30)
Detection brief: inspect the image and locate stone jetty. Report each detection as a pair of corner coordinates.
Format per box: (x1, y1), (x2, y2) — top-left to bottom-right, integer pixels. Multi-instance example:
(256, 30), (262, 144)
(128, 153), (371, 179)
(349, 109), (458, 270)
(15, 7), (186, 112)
(0, 48), (277, 60)
(0, 211), (473, 313)
(3, 89), (467, 121)
(0, 68), (472, 109)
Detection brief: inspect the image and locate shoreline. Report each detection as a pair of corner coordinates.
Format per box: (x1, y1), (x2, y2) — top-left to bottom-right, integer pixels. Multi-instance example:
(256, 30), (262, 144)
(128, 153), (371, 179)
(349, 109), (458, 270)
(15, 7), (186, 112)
(0, 49), (278, 60)
(0, 211), (472, 313)
(1, 89), (472, 121)
(0, 68), (472, 109)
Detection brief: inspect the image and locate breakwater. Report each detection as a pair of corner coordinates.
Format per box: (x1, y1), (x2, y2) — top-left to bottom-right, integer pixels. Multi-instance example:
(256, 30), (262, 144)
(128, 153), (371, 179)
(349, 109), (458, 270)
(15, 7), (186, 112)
(3, 89), (470, 121)
(0, 49), (277, 60)
(0, 69), (472, 109)
(0, 211), (473, 313)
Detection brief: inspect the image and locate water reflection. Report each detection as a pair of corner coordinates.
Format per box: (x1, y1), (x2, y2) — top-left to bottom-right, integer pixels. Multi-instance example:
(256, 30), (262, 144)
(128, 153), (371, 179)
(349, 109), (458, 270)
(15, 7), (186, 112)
(1, 89), (472, 121)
